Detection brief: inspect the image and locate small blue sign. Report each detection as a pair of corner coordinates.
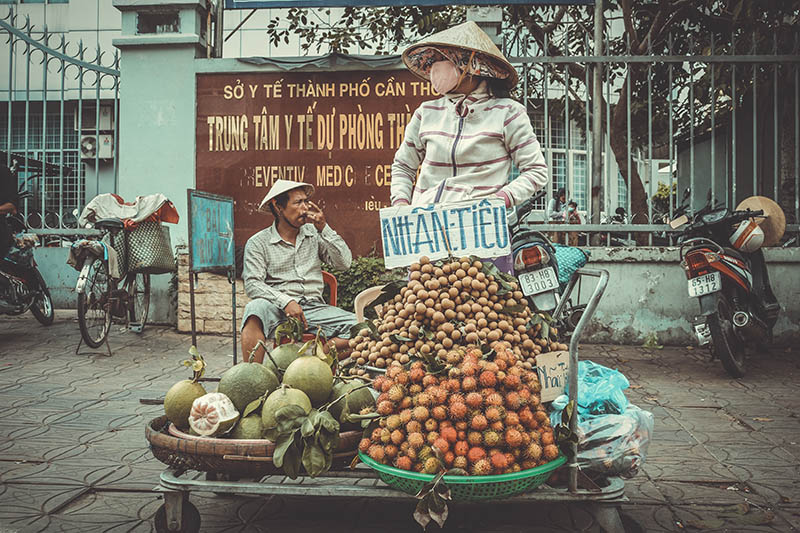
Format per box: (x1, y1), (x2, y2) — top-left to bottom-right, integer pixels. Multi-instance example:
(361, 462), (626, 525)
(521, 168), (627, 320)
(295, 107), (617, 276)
(226, 0), (592, 8)
(188, 190), (235, 273)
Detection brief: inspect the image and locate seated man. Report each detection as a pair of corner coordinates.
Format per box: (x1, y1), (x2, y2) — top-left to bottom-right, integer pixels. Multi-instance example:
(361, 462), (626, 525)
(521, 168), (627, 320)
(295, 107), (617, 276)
(241, 179), (356, 363)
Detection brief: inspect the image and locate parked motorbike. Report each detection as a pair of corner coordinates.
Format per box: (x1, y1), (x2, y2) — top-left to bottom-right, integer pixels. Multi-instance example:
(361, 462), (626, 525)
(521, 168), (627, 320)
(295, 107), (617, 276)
(0, 187), (55, 325)
(675, 196), (780, 378)
(508, 192), (588, 333)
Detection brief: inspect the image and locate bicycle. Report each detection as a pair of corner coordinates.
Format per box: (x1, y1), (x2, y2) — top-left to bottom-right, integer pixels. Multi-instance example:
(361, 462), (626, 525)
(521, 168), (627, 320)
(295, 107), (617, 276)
(74, 217), (150, 351)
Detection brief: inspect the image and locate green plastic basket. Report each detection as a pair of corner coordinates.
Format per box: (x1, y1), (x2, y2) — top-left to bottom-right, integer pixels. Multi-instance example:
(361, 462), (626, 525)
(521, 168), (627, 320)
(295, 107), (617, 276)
(359, 452), (567, 501)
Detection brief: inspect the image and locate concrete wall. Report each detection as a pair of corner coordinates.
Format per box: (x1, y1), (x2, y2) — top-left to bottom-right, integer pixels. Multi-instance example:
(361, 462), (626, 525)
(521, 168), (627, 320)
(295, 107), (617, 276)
(112, 44), (200, 324)
(581, 247), (800, 345)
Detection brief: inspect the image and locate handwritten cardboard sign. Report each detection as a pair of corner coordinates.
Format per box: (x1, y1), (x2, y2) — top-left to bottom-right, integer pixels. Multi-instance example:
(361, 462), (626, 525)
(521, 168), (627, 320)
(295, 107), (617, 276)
(535, 350), (570, 403)
(379, 198), (510, 269)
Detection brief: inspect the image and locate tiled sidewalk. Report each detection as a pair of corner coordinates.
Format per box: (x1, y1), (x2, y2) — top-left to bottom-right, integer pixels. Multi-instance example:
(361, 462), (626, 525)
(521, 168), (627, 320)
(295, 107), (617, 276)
(1, 312), (797, 532)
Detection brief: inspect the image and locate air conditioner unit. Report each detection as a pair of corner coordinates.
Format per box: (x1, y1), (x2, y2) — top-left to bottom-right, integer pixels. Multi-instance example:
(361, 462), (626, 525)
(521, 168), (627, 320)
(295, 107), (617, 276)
(74, 104), (114, 132)
(80, 133), (114, 160)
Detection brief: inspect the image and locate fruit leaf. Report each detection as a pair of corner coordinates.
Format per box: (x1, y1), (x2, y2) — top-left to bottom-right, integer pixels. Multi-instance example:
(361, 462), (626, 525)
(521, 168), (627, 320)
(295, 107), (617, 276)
(273, 429), (299, 469)
(428, 493), (449, 528)
(502, 303), (527, 315)
(317, 429), (339, 454)
(301, 438), (328, 477)
(301, 417), (316, 438)
(391, 334), (413, 343)
(413, 497), (432, 530)
(317, 410), (340, 434)
(242, 396), (265, 418)
(365, 280), (406, 315)
(349, 320), (379, 340)
(184, 345), (206, 382)
(274, 318), (303, 344)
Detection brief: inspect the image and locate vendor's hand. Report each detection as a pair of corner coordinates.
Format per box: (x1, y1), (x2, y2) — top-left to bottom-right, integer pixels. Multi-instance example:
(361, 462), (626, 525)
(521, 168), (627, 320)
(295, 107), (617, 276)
(284, 300), (307, 329)
(306, 201), (326, 231)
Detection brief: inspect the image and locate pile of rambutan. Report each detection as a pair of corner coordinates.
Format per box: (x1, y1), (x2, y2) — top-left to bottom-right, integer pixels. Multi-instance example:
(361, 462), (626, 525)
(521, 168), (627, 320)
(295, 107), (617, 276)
(359, 345), (560, 476)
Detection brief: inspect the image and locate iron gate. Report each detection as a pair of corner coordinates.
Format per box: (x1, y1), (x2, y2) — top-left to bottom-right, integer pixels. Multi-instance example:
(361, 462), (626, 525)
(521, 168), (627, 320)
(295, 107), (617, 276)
(1, 10), (120, 239)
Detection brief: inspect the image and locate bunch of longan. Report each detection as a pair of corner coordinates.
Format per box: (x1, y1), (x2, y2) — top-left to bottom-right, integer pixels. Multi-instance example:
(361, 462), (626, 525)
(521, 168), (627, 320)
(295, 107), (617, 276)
(348, 256), (560, 369)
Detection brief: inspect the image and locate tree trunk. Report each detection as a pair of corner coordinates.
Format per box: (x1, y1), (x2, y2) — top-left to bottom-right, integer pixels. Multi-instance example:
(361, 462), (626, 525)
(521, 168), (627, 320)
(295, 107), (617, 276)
(608, 76), (651, 243)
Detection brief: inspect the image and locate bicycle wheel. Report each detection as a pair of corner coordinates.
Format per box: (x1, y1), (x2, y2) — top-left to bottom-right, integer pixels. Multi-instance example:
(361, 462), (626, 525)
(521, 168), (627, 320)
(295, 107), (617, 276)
(127, 272), (150, 331)
(77, 257), (112, 348)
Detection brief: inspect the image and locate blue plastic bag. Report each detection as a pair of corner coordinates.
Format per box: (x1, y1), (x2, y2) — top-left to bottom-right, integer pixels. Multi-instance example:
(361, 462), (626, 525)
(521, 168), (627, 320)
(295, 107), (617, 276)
(549, 361), (651, 478)
(551, 361), (629, 420)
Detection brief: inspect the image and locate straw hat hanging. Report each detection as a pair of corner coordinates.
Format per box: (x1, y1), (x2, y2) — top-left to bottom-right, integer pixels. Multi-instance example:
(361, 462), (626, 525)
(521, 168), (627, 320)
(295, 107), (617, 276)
(403, 21), (519, 89)
(735, 196), (786, 247)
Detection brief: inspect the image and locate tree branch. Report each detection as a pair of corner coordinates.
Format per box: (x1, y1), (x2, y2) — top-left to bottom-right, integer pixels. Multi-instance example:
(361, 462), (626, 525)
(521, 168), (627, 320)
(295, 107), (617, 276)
(620, 0), (640, 52)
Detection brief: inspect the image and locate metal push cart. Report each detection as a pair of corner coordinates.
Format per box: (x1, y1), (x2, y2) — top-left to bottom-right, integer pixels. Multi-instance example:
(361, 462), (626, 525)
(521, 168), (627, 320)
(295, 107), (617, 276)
(151, 268), (627, 532)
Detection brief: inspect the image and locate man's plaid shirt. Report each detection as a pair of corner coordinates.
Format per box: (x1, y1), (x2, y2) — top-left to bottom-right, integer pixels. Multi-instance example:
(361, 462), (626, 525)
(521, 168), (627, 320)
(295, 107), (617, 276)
(243, 222), (351, 309)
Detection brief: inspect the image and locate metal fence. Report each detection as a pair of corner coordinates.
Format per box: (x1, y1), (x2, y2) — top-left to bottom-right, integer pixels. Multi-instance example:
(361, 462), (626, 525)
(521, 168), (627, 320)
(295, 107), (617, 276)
(1, 10), (120, 237)
(503, 12), (800, 246)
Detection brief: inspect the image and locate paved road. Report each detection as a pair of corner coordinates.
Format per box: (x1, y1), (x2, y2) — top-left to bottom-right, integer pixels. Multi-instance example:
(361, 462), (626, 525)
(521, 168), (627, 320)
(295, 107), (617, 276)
(1, 312), (798, 532)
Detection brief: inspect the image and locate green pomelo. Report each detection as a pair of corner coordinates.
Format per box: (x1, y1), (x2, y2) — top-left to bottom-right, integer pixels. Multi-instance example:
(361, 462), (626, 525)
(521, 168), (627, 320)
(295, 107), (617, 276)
(229, 413), (265, 440)
(261, 385), (312, 430)
(328, 378), (375, 430)
(164, 379), (207, 431)
(188, 392), (240, 437)
(218, 362), (279, 413)
(282, 356), (334, 406)
(263, 343), (304, 375)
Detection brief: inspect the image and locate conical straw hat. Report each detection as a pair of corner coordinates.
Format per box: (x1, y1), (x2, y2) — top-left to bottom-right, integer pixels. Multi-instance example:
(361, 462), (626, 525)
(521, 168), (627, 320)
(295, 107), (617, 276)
(735, 196), (786, 247)
(403, 21), (518, 89)
(258, 179), (314, 211)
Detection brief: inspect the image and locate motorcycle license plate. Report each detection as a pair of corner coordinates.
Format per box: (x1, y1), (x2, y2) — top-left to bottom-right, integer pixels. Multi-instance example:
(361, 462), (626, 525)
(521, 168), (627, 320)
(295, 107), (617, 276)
(688, 271), (721, 297)
(519, 267), (559, 296)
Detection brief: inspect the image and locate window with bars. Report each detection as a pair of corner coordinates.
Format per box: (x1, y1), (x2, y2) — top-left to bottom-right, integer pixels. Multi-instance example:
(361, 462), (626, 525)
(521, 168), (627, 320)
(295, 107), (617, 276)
(1, 103), (84, 228)
(572, 154), (587, 211)
(617, 171), (628, 211)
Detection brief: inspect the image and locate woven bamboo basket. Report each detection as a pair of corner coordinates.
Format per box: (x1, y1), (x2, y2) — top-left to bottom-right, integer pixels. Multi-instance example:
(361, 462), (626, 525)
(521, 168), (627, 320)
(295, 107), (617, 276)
(146, 416), (360, 477)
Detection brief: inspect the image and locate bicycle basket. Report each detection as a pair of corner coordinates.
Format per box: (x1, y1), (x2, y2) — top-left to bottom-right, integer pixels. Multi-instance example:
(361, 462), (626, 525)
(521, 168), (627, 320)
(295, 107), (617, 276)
(127, 221), (175, 274)
(102, 230), (128, 277)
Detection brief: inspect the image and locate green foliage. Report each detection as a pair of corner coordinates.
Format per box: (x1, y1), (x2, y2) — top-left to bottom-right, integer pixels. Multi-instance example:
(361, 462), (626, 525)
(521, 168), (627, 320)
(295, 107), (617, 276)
(651, 181), (677, 222)
(323, 253), (406, 313)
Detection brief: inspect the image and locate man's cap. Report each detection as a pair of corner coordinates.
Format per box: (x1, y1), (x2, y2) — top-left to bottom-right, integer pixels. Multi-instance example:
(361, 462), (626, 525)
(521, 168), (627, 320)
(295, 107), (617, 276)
(258, 180), (315, 211)
(736, 196), (786, 247)
(403, 21), (518, 89)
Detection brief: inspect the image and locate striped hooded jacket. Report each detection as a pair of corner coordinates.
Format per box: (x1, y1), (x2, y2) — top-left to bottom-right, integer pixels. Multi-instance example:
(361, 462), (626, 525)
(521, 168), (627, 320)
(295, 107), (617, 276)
(390, 86), (548, 207)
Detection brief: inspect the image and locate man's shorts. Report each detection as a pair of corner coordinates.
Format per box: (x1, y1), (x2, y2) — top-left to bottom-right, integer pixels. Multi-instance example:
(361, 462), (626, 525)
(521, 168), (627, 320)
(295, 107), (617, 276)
(242, 297), (357, 340)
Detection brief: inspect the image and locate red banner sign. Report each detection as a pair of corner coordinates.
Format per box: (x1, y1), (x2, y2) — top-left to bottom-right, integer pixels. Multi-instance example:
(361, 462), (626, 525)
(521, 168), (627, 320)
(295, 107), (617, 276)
(196, 70), (436, 257)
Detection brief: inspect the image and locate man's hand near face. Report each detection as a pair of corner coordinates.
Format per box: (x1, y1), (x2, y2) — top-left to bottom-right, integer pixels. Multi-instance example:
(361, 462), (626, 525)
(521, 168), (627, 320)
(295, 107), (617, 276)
(306, 201), (326, 232)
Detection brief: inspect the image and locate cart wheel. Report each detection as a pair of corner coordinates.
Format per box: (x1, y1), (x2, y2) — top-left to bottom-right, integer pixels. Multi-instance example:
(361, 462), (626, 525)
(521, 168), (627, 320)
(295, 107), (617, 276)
(154, 501), (200, 533)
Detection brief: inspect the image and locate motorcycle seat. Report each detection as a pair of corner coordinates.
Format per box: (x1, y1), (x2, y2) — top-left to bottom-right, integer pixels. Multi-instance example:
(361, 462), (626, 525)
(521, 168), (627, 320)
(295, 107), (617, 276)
(94, 218), (124, 231)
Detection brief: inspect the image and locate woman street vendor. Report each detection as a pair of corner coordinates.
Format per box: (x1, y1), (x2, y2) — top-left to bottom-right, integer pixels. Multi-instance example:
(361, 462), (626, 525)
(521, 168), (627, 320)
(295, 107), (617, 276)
(390, 21), (549, 211)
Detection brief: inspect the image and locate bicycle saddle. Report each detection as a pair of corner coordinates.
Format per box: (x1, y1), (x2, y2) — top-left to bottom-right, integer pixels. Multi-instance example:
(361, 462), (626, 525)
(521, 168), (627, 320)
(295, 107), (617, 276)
(94, 217), (124, 231)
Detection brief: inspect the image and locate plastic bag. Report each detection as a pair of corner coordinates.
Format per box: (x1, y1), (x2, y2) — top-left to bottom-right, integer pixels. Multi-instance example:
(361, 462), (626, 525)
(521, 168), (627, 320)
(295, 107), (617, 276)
(574, 405), (653, 478)
(552, 361), (630, 421)
(550, 361), (653, 478)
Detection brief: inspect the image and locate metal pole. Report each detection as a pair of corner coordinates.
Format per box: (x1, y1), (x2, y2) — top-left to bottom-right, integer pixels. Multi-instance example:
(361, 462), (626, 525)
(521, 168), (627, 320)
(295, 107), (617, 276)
(190, 271), (197, 347)
(591, 0), (603, 226)
(231, 269), (237, 365)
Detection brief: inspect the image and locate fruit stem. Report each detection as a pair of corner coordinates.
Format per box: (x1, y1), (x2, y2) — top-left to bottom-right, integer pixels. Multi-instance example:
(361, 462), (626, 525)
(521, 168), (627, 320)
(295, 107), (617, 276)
(252, 340), (283, 376)
(318, 382), (372, 412)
